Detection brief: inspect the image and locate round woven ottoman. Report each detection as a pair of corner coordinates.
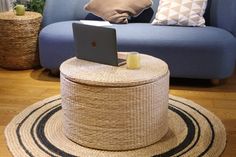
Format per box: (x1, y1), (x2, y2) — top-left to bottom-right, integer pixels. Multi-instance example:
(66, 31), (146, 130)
(0, 11), (42, 69)
(60, 53), (169, 151)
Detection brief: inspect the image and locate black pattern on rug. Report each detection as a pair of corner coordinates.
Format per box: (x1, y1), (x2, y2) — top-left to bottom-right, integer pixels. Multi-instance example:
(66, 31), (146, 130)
(14, 97), (215, 157)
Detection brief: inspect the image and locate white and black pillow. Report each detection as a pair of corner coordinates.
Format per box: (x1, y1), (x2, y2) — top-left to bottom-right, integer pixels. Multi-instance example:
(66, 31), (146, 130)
(152, 0), (208, 27)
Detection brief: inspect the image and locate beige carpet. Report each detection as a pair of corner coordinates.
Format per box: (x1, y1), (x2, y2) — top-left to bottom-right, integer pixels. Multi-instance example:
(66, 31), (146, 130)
(5, 95), (226, 157)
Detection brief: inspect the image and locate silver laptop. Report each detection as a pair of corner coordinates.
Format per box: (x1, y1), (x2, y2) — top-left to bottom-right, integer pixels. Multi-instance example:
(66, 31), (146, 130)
(72, 23), (126, 66)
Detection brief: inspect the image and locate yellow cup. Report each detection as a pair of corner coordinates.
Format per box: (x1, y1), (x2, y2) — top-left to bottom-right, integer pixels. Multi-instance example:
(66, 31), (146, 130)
(14, 5), (25, 16)
(126, 52), (140, 69)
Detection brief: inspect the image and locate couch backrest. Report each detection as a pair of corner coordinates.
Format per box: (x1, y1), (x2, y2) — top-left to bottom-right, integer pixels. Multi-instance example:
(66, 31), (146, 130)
(205, 0), (236, 36)
(42, 0), (236, 37)
(42, 0), (160, 27)
(42, 0), (90, 27)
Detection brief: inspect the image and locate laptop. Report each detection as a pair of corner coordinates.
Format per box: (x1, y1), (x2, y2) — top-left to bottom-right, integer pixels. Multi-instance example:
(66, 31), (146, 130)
(72, 23), (126, 66)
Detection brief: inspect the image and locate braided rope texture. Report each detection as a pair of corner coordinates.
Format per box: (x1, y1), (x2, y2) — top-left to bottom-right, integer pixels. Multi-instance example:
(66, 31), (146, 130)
(60, 54), (170, 150)
(0, 11), (42, 69)
(4, 95), (226, 157)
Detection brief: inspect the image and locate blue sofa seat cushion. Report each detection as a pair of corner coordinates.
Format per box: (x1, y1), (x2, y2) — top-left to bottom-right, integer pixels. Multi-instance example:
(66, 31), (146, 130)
(39, 21), (236, 78)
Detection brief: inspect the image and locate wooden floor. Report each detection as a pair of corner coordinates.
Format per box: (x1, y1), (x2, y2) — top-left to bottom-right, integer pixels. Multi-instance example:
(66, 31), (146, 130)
(0, 67), (235, 156)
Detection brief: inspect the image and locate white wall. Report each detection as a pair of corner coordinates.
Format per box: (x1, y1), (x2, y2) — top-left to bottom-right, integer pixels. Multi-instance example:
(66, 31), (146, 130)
(0, 0), (30, 12)
(0, 0), (11, 12)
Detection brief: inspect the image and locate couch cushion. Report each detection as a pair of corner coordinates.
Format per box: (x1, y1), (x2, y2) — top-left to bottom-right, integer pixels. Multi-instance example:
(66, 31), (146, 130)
(112, 23), (236, 78)
(39, 21), (236, 78)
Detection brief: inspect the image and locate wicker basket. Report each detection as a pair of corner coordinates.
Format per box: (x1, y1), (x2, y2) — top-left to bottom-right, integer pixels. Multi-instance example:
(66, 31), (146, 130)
(60, 53), (170, 151)
(0, 11), (42, 69)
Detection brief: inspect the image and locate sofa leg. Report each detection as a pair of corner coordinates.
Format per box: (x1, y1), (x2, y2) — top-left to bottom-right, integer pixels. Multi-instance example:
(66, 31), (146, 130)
(211, 79), (220, 85)
(50, 69), (60, 76)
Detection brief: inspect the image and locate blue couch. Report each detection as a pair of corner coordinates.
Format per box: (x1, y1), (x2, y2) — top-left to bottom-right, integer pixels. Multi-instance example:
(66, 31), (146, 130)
(39, 0), (236, 79)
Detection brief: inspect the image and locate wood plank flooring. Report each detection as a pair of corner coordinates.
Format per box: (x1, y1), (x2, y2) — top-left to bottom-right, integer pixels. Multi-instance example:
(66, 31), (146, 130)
(0, 67), (235, 156)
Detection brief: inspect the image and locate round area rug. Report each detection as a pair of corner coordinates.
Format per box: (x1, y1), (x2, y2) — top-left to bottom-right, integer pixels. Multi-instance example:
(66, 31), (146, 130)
(5, 95), (226, 157)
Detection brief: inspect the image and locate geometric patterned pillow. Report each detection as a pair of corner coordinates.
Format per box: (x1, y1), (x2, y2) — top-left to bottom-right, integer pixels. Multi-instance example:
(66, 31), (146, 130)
(152, 0), (208, 27)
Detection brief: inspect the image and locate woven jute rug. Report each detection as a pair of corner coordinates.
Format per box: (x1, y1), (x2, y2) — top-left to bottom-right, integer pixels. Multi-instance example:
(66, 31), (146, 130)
(5, 95), (226, 157)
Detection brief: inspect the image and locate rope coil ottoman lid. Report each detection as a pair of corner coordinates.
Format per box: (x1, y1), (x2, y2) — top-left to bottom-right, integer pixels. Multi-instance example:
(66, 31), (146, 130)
(0, 11), (41, 21)
(60, 53), (169, 87)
